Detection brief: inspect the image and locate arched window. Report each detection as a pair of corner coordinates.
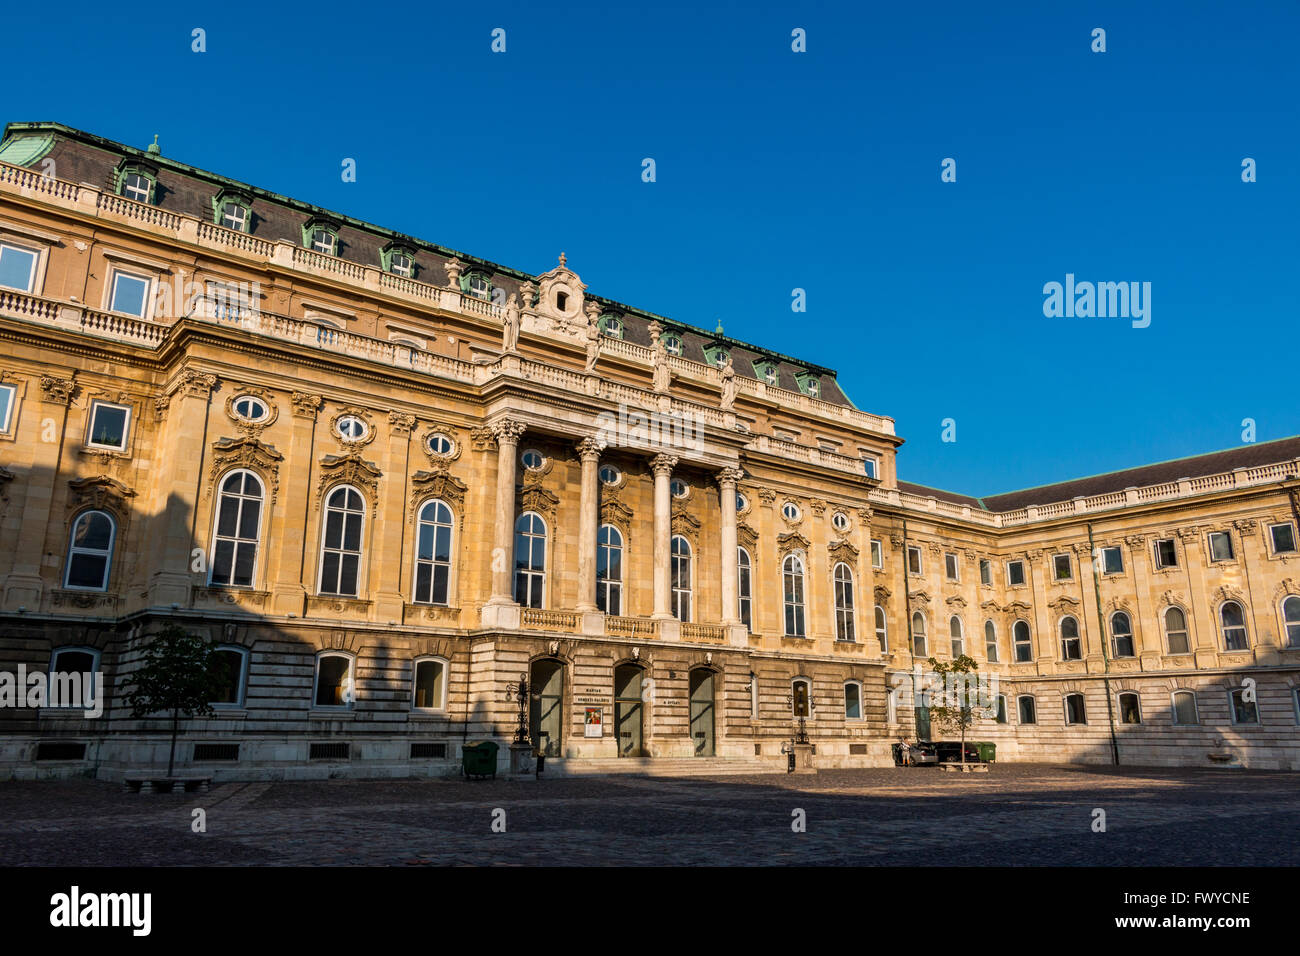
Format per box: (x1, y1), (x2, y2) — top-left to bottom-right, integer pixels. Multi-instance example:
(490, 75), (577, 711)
(911, 611), (927, 657)
(833, 562), (855, 642)
(1110, 611), (1135, 658)
(319, 487), (365, 596)
(49, 647), (100, 706)
(1064, 692), (1087, 725)
(314, 651), (354, 708)
(1171, 690), (1199, 725)
(1220, 601), (1249, 651)
(1283, 596), (1300, 647)
(211, 470), (263, 588)
(1165, 606), (1190, 655)
(984, 620), (998, 662)
(1017, 695), (1036, 724)
(844, 681), (863, 720)
(414, 500), (454, 605)
(513, 512), (547, 608)
(412, 656), (447, 710)
(783, 554), (806, 637)
(1060, 616), (1082, 660)
(671, 535), (692, 622)
(737, 547), (753, 630)
(949, 615), (964, 657)
(597, 524), (623, 615)
(208, 646), (249, 707)
(1013, 619), (1033, 662)
(1118, 691), (1141, 724)
(64, 510), (115, 591)
(875, 605), (888, 653)
(791, 678), (811, 717)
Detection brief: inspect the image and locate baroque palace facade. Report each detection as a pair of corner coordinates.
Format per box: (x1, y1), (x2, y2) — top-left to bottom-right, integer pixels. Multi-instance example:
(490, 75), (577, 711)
(1, 122), (1298, 780)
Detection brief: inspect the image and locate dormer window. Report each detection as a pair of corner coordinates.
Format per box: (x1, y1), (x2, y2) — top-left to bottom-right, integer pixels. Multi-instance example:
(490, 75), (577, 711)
(303, 221), (339, 255)
(114, 163), (157, 204)
(753, 360), (779, 386)
(211, 189), (253, 233)
(461, 271), (492, 301)
(663, 334), (682, 356)
(599, 314), (623, 339)
(381, 243), (416, 278)
(703, 345), (729, 368)
(220, 202), (248, 231)
(795, 372), (822, 398)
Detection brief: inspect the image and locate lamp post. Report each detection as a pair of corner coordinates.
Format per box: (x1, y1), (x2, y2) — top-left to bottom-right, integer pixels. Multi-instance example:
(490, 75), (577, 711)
(505, 676), (531, 747)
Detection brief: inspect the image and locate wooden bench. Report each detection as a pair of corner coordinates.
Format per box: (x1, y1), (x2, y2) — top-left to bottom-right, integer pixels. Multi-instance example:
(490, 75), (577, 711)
(121, 771), (212, 794)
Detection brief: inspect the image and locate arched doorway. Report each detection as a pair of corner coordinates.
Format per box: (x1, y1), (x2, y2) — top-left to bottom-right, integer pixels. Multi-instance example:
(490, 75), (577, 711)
(689, 668), (716, 757)
(613, 663), (646, 757)
(530, 658), (564, 757)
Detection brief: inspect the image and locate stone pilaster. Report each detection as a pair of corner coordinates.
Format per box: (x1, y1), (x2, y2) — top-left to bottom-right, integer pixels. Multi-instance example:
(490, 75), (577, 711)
(481, 419), (525, 628)
(650, 453), (678, 620)
(269, 392), (321, 615)
(716, 467), (743, 626)
(575, 437), (603, 613)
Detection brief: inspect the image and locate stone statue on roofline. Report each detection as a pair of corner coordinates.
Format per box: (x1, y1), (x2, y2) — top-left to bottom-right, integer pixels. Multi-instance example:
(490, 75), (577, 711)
(584, 303), (601, 372)
(652, 336), (672, 393)
(501, 293), (520, 353)
(719, 355), (737, 410)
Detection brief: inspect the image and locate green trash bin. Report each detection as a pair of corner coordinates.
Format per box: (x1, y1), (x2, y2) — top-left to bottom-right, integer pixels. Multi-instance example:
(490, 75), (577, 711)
(461, 741), (499, 779)
(976, 742), (996, 763)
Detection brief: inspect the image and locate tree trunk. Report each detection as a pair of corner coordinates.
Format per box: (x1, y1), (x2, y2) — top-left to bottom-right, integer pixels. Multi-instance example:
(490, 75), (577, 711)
(168, 707), (179, 777)
(960, 719), (966, 765)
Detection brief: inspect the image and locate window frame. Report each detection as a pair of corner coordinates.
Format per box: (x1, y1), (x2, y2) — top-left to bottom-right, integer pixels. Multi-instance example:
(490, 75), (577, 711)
(782, 553), (807, 638)
(1206, 530), (1235, 563)
(870, 539), (883, 569)
(910, 611), (927, 657)
(1100, 545), (1124, 575)
(48, 646), (101, 708)
(209, 645), (250, 708)
(0, 239), (41, 293)
(0, 381), (16, 435)
(596, 523), (624, 616)
(411, 655), (449, 712)
(1110, 610), (1135, 658)
(1007, 559), (1026, 586)
(1117, 691), (1141, 724)
(791, 677), (812, 718)
(63, 510), (116, 592)
(906, 546), (922, 575)
(843, 680), (863, 721)
(209, 469), (265, 589)
(875, 605), (888, 653)
(984, 619), (998, 662)
(979, 558), (992, 586)
(86, 400), (131, 451)
(949, 614), (964, 657)
(107, 267), (154, 318)
(1171, 690), (1199, 726)
(1154, 537), (1179, 569)
(1059, 614), (1083, 661)
(1164, 605), (1192, 655)
(944, 552), (959, 582)
(1227, 688), (1259, 725)
(513, 511), (548, 609)
(737, 546), (753, 630)
(413, 499), (455, 606)
(1281, 595), (1300, 648)
(1219, 600), (1249, 652)
(1052, 552), (1073, 581)
(313, 651), (355, 710)
(832, 561), (856, 642)
(1016, 695), (1037, 724)
(670, 534), (693, 622)
(1013, 619), (1033, 662)
(1268, 521), (1297, 555)
(317, 485), (366, 598)
(1063, 692), (1087, 725)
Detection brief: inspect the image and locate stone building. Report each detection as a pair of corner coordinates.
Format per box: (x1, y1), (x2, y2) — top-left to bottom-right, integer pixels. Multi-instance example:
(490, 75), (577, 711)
(0, 122), (1296, 780)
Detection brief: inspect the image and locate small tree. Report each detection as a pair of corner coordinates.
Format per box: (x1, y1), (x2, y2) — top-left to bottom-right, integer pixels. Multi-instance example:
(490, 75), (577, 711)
(124, 625), (228, 776)
(926, 655), (980, 765)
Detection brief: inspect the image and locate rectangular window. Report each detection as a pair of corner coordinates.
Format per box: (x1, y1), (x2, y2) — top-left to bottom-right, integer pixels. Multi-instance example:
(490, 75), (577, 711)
(1207, 531), (1234, 562)
(1053, 553), (1072, 581)
(907, 546), (922, 575)
(862, 457), (878, 479)
(1154, 538), (1178, 569)
(220, 203), (248, 232)
(1269, 522), (1297, 555)
(870, 539), (883, 569)
(311, 230), (336, 254)
(844, 683), (862, 720)
(0, 383), (14, 433)
(944, 553), (959, 581)
(1172, 692), (1198, 725)
(109, 270), (151, 317)
(0, 242), (39, 292)
(86, 401), (130, 450)
(1118, 692), (1141, 724)
(1064, 694), (1087, 725)
(1101, 546), (1124, 574)
(1007, 560), (1026, 586)
(979, 558), (991, 586)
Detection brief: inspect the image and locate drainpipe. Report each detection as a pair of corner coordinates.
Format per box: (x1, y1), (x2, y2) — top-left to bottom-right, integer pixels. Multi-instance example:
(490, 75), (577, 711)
(1087, 522), (1120, 766)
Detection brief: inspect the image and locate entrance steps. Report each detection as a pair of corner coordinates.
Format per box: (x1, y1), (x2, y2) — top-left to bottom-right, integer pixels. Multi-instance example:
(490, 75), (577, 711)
(541, 756), (781, 778)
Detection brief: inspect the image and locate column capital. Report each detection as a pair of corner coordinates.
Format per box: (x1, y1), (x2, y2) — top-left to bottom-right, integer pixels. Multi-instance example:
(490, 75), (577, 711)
(576, 436), (605, 462)
(715, 466), (745, 488)
(489, 419), (527, 446)
(856, 506), (873, 524)
(387, 411), (416, 436)
(291, 392), (323, 419)
(650, 453), (678, 477)
(38, 374), (77, 406)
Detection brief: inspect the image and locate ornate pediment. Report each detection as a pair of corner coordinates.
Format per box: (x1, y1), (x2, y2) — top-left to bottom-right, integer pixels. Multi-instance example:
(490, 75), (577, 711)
(1159, 589), (1187, 609)
(1212, 584), (1246, 605)
(827, 539), (859, 561)
(409, 470), (469, 518)
(531, 253), (588, 337)
(874, 584), (892, 604)
(519, 484), (559, 520)
(316, 453), (382, 508)
(777, 531), (810, 554)
(1273, 578), (1299, 601)
(67, 475), (136, 520)
(909, 589), (932, 607)
(1006, 600), (1033, 615)
(601, 498), (635, 533)
(672, 509), (701, 538)
(945, 594), (967, 609)
(736, 521), (758, 551)
(208, 436), (284, 503)
(1048, 594), (1082, 613)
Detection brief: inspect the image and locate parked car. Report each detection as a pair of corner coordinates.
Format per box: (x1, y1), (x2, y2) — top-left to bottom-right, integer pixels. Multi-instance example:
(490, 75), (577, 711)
(933, 741), (981, 764)
(899, 741), (938, 765)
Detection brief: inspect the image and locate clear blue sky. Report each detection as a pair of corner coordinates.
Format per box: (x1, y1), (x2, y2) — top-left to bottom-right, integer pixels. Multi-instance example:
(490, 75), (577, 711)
(5, 0), (1297, 496)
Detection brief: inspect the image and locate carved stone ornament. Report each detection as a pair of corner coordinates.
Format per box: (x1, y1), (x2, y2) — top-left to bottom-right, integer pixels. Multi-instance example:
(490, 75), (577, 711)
(601, 498), (635, 534)
(292, 392), (323, 419)
(329, 407), (377, 449)
(67, 475), (136, 521)
(650, 453), (679, 477)
(388, 412), (417, 437)
(316, 453), (383, 508)
(758, 488), (777, 505)
(490, 419), (527, 446)
(39, 375), (76, 405)
(671, 509), (701, 539)
(470, 426), (496, 451)
(419, 423), (462, 464)
(224, 386), (279, 437)
(207, 436), (284, 503)
(827, 539), (860, 561)
(519, 484), (559, 521)
(778, 531), (811, 554)
(174, 367), (218, 398)
(408, 470), (469, 519)
(736, 521), (758, 551)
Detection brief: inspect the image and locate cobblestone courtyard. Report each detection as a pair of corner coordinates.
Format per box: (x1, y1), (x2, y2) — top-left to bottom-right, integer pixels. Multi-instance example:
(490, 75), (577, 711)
(2, 764), (1296, 866)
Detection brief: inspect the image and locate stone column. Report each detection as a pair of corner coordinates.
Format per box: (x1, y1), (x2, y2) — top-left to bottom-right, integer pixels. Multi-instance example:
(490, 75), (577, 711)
(716, 467), (744, 626)
(371, 412), (415, 622)
(2, 374), (75, 610)
(650, 453), (678, 620)
(485, 419), (526, 606)
(575, 437), (603, 613)
(858, 508), (877, 658)
(269, 392), (321, 615)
